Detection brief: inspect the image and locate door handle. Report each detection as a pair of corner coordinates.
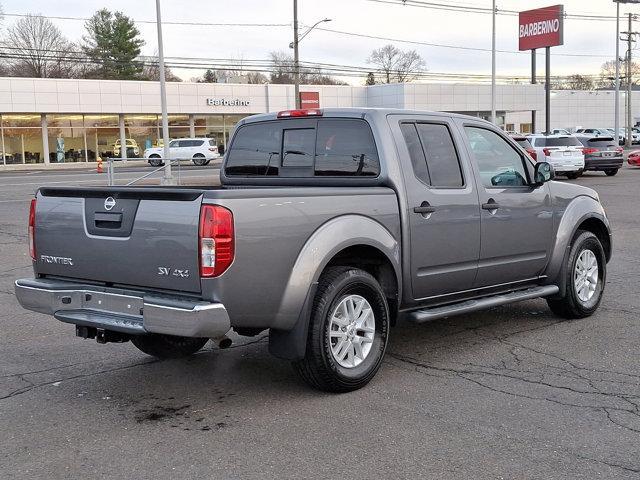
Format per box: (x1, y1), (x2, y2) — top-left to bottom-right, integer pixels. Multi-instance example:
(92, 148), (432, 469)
(481, 199), (500, 210)
(413, 202), (436, 215)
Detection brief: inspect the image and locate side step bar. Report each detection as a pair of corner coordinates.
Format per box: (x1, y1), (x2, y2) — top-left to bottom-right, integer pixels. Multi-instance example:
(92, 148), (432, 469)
(408, 285), (559, 324)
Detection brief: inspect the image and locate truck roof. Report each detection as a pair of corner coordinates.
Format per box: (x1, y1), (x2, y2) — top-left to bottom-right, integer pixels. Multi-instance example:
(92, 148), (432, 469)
(240, 107), (495, 126)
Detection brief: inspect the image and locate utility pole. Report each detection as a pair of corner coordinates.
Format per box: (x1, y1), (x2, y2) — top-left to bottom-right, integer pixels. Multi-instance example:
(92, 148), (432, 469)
(621, 13), (639, 148)
(615, 1), (620, 147)
(293, 0), (300, 109)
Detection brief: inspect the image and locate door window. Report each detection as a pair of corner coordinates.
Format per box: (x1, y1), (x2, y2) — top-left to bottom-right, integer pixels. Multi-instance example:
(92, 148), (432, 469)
(400, 122), (463, 187)
(465, 127), (529, 188)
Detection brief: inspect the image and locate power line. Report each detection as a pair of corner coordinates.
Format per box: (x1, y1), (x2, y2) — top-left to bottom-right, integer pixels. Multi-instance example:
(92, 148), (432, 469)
(0, 12), (290, 27)
(311, 25), (613, 58)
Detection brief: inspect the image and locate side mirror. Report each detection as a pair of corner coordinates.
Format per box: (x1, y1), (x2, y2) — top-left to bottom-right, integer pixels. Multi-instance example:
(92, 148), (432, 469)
(533, 161), (555, 186)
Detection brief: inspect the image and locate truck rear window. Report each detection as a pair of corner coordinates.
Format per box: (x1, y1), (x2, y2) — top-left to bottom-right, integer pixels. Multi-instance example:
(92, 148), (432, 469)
(225, 118), (380, 177)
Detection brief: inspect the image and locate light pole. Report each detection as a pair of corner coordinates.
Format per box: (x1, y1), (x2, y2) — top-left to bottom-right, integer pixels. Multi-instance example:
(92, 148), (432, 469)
(614, 0), (640, 148)
(290, 1), (331, 108)
(491, 0), (496, 125)
(155, 0), (173, 184)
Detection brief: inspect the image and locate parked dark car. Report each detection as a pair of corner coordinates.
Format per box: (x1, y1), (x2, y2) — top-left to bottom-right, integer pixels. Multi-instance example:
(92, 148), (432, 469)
(574, 135), (623, 176)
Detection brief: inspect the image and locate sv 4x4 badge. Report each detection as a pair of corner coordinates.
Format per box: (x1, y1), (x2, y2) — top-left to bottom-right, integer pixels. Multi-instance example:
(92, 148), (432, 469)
(157, 267), (190, 278)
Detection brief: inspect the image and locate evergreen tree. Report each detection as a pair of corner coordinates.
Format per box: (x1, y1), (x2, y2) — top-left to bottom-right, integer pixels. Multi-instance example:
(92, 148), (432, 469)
(365, 72), (376, 85)
(82, 9), (144, 79)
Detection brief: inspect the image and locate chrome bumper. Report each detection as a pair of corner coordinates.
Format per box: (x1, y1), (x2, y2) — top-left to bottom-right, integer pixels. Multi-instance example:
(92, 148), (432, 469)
(14, 278), (230, 338)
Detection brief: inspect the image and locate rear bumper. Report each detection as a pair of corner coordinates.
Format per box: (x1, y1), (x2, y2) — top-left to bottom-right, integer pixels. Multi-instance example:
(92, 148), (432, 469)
(14, 278), (230, 338)
(584, 156), (623, 170)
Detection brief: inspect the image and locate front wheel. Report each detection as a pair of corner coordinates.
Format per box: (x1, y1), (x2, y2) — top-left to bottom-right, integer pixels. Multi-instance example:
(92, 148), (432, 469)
(131, 334), (208, 359)
(547, 230), (606, 319)
(293, 267), (390, 392)
(604, 168), (619, 176)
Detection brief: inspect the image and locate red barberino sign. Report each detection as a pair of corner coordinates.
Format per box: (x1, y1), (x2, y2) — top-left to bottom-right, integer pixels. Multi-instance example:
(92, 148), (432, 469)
(519, 5), (564, 51)
(299, 91), (320, 108)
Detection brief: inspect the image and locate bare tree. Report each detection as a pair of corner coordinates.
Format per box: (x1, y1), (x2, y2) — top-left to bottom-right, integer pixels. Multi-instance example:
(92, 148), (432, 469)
(2, 14), (78, 78)
(367, 44), (426, 83)
(599, 59), (640, 88)
(552, 74), (594, 90)
(141, 51), (182, 82)
(268, 51), (346, 85)
(246, 72), (268, 84)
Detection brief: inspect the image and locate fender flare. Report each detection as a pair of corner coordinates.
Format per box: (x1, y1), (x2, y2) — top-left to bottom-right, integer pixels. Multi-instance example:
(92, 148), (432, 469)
(544, 196), (611, 295)
(269, 215), (401, 360)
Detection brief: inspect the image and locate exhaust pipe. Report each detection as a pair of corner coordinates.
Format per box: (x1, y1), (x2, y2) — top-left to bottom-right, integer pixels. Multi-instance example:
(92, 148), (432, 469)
(214, 335), (232, 349)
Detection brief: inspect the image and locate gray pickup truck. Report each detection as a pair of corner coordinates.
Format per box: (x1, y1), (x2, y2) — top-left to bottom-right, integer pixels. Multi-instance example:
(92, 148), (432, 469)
(15, 108), (612, 392)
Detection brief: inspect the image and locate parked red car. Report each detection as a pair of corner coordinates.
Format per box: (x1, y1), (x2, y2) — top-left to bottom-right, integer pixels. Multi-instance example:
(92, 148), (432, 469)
(628, 150), (640, 166)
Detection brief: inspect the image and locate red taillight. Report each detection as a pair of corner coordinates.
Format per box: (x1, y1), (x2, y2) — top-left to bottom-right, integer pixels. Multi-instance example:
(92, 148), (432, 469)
(616, 147), (624, 153)
(28, 198), (36, 260)
(543, 148), (552, 156)
(277, 108), (323, 118)
(198, 205), (234, 277)
(582, 147), (597, 155)
(526, 148), (537, 161)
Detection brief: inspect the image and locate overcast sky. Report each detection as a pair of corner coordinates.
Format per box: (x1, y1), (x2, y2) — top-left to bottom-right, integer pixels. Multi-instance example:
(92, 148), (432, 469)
(2, 0), (639, 83)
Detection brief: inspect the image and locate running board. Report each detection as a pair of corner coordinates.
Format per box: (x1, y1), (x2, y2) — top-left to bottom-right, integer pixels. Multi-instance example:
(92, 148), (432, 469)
(408, 285), (560, 324)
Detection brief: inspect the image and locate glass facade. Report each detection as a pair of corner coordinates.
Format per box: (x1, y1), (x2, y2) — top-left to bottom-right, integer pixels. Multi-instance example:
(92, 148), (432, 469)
(0, 113), (250, 165)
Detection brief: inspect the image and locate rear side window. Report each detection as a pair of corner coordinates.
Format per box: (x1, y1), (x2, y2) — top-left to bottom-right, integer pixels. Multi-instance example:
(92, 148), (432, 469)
(225, 118), (379, 177)
(400, 123), (429, 184)
(315, 119), (379, 176)
(225, 122), (281, 175)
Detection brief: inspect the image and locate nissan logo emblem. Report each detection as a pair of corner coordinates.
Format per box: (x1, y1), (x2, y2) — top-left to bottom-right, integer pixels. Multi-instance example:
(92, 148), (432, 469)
(104, 197), (116, 211)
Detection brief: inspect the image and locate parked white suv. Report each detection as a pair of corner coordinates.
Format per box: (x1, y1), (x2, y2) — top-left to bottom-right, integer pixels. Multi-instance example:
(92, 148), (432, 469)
(144, 138), (220, 166)
(527, 134), (585, 179)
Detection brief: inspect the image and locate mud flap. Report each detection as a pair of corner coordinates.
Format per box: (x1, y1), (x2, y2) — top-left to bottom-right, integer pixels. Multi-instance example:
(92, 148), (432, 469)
(268, 283), (318, 361)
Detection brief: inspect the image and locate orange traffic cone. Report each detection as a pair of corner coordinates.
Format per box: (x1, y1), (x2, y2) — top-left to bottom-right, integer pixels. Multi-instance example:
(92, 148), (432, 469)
(96, 157), (103, 173)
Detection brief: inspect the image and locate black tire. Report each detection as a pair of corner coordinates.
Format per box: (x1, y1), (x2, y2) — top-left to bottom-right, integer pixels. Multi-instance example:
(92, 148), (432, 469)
(203, 160), (211, 166)
(131, 334), (208, 359)
(293, 267), (390, 393)
(604, 168), (619, 176)
(547, 230), (606, 319)
(148, 155), (163, 167)
(192, 154), (207, 166)
(566, 171), (580, 180)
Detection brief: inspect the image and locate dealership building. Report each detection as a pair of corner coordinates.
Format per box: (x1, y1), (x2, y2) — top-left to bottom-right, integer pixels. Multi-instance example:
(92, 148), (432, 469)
(0, 76), (637, 167)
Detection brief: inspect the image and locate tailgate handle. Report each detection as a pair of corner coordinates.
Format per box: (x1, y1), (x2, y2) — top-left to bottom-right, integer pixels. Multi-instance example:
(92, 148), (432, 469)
(94, 212), (123, 228)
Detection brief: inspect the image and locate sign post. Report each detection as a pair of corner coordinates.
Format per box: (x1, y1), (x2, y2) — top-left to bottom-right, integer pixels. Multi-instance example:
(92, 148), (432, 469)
(519, 5), (564, 135)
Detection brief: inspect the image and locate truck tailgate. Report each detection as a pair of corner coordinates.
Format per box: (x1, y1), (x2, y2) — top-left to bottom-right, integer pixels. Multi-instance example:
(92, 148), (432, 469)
(34, 187), (203, 294)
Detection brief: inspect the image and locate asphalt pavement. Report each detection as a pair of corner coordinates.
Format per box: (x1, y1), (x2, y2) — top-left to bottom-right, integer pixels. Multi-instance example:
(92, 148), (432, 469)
(1, 165), (639, 479)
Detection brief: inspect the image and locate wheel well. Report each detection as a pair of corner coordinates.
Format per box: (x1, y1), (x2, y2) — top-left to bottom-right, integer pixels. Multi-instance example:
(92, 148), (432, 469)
(193, 153), (205, 157)
(324, 245), (399, 324)
(578, 218), (611, 261)
(149, 154), (160, 158)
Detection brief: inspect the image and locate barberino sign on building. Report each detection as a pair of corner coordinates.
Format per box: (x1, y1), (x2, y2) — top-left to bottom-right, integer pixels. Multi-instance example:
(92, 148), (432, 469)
(518, 4), (564, 51)
(206, 98), (250, 106)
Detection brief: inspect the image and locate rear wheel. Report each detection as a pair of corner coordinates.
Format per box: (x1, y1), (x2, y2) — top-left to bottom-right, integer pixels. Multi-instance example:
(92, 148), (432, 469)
(148, 155), (163, 167)
(192, 153), (207, 166)
(132, 334), (208, 359)
(547, 230), (606, 319)
(293, 267), (390, 392)
(604, 168), (619, 176)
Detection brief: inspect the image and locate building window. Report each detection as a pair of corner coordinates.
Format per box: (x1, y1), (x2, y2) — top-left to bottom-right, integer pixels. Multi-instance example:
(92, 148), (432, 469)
(1, 115), (44, 164)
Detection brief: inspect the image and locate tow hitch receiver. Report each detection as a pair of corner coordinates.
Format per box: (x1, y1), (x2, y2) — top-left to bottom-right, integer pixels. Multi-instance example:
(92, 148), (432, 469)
(76, 326), (130, 344)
